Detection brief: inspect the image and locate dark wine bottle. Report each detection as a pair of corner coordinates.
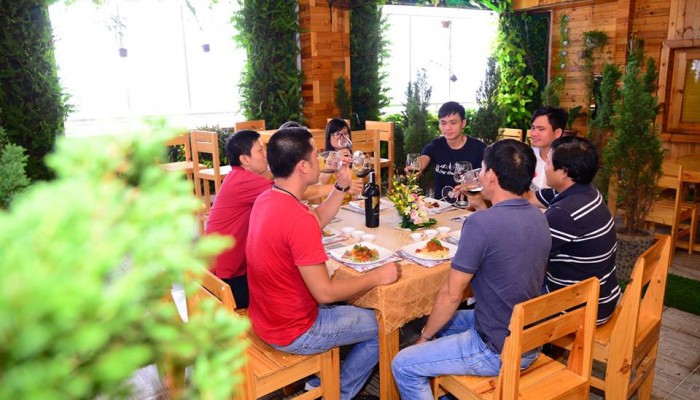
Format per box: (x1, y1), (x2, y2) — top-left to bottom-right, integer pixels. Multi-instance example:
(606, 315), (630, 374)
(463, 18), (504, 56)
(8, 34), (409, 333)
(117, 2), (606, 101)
(364, 171), (380, 228)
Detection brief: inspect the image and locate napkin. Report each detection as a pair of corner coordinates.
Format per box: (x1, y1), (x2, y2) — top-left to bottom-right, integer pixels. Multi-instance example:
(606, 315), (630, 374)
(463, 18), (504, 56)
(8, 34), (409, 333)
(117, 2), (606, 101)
(322, 235), (348, 246)
(396, 249), (447, 268)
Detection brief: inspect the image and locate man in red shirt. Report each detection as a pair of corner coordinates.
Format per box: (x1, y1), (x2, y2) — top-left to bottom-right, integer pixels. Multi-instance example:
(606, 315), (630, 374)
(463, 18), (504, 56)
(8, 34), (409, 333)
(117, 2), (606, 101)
(206, 129), (361, 308)
(247, 127), (401, 400)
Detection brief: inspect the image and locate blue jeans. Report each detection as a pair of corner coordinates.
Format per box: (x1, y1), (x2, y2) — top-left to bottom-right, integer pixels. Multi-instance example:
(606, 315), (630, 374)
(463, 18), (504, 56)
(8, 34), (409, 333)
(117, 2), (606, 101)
(391, 310), (539, 400)
(270, 305), (378, 400)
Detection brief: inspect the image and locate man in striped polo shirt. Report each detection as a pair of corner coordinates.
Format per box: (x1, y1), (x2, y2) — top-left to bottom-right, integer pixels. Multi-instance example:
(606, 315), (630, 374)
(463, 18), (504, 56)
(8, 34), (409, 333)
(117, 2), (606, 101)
(533, 136), (621, 324)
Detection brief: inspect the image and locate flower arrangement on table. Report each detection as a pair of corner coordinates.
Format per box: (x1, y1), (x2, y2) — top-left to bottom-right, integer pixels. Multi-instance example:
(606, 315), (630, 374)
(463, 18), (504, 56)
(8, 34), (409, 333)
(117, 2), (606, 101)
(387, 174), (437, 231)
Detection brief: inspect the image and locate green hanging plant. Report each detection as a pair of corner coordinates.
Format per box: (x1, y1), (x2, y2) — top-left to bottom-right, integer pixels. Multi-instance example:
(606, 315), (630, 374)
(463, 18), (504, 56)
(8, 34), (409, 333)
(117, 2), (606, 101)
(582, 30), (609, 108)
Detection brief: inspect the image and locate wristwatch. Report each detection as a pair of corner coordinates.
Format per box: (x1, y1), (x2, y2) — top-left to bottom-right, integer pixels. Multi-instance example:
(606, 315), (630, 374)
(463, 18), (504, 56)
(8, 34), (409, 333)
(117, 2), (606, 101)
(420, 327), (434, 341)
(334, 182), (350, 192)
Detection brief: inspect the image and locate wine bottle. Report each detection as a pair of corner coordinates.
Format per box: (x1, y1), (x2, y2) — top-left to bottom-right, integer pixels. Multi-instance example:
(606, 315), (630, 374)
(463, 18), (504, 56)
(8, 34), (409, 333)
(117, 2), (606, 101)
(364, 171), (380, 228)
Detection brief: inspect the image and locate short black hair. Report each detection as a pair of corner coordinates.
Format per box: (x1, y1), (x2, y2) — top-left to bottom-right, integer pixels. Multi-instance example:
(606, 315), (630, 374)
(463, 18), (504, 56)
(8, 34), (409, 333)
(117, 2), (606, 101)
(483, 139), (536, 195)
(279, 120), (303, 129)
(531, 106), (568, 132)
(324, 118), (351, 151)
(550, 136), (599, 184)
(438, 101), (466, 120)
(267, 127), (314, 178)
(225, 130), (261, 167)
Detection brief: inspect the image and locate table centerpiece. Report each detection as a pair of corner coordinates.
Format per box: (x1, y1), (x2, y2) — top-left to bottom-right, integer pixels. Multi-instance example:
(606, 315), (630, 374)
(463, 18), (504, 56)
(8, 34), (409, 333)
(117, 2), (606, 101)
(387, 174), (437, 230)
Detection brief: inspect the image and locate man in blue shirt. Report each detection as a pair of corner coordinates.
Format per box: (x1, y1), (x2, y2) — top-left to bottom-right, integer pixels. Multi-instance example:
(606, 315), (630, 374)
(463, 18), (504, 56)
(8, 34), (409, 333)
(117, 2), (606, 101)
(416, 101), (486, 198)
(392, 140), (551, 399)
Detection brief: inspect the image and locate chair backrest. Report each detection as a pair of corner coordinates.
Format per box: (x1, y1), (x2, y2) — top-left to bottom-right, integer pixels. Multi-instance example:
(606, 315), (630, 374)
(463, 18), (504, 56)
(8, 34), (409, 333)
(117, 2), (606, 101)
(499, 128), (524, 141)
(234, 120), (266, 132)
(495, 277), (600, 399)
(352, 129), (382, 173)
(604, 235), (672, 398)
(658, 163), (685, 217)
(365, 120), (395, 162)
(164, 132), (192, 162)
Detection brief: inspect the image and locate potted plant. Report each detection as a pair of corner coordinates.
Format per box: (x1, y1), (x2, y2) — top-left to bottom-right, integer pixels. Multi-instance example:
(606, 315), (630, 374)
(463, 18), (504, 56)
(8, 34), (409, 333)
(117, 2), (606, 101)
(563, 105), (587, 136)
(602, 39), (665, 281)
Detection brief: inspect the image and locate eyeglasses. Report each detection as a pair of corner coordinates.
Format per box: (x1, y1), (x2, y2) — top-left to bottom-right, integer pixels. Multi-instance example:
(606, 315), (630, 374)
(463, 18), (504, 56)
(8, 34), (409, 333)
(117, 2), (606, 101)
(331, 130), (350, 138)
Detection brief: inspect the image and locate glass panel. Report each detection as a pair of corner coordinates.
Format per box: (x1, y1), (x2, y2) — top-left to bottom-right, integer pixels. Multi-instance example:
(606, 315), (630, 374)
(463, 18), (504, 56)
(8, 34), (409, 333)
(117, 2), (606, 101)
(680, 59), (700, 123)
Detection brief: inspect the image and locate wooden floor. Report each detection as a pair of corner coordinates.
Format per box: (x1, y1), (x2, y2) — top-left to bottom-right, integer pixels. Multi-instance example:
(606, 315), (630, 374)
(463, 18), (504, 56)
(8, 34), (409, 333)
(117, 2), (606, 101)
(127, 250), (700, 400)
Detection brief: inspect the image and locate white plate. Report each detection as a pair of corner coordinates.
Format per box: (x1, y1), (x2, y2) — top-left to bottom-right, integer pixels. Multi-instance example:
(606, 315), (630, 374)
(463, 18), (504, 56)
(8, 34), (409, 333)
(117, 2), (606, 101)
(449, 230), (461, 241)
(329, 242), (393, 265)
(321, 227), (341, 241)
(348, 199), (393, 211)
(401, 239), (458, 261)
(422, 197), (453, 213)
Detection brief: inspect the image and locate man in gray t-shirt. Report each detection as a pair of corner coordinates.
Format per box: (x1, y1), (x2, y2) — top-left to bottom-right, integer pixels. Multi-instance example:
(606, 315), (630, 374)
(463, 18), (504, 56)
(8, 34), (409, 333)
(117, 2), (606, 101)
(392, 140), (551, 400)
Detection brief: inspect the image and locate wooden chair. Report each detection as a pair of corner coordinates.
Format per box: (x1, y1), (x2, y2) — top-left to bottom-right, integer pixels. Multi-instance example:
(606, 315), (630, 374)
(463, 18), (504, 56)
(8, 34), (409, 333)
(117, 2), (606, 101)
(159, 131), (200, 182)
(432, 277), (600, 400)
(352, 129), (383, 188)
(553, 235), (673, 400)
(645, 163), (697, 255)
(499, 128), (524, 141)
(365, 120), (395, 191)
(190, 130), (232, 235)
(234, 120), (266, 132)
(185, 269), (341, 400)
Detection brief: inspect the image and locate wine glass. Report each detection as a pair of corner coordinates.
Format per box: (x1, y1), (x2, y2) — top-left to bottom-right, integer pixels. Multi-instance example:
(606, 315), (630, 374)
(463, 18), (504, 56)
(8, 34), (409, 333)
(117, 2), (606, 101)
(463, 168), (483, 195)
(352, 152), (373, 200)
(318, 151), (342, 173)
(452, 161), (472, 208)
(440, 185), (458, 204)
(406, 153), (421, 175)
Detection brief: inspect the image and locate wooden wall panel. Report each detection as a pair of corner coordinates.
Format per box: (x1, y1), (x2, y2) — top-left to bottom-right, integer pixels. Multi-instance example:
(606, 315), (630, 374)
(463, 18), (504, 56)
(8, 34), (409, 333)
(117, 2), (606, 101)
(299, 0), (350, 130)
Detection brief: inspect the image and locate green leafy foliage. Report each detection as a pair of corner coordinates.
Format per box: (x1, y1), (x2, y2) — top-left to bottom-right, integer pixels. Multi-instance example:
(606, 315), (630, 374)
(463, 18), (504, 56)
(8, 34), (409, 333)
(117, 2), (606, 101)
(566, 105), (587, 131)
(232, 0), (303, 128)
(0, 125), (30, 209)
(495, 12), (539, 130)
(335, 77), (352, 120)
(0, 128), (248, 399)
(402, 69), (434, 155)
(0, 1), (71, 181)
(603, 41), (665, 235)
(588, 63), (621, 152)
(582, 30), (609, 108)
(351, 1), (390, 129)
(541, 14), (569, 108)
(470, 57), (504, 145)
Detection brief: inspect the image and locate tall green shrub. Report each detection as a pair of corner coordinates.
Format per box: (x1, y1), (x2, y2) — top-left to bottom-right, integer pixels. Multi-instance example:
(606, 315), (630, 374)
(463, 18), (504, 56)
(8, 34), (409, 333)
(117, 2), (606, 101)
(0, 124), (30, 209)
(588, 63), (621, 153)
(350, 0), (389, 129)
(603, 41), (664, 235)
(403, 69), (434, 155)
(232, 0), (303, 128)
(335, 77), (352, 120)
(470, 57), (504, 145)
(0, 1), (70, 181)
(0, 129), (248, 399)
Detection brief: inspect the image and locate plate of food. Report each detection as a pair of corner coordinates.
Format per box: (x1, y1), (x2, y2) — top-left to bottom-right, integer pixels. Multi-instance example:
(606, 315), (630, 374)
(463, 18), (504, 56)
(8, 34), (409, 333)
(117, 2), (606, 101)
(322, 227), (342, 240)
(422, 197), (453, 213)
(401, 238), (458, 261)
(329, 242), (393, 265)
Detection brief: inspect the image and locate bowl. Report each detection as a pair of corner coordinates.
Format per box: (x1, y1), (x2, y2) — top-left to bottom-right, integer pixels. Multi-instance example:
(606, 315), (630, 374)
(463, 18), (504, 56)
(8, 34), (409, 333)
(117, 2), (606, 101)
(437, 226), (451, 236)
(341, 227), (356, 235)
(361, 233), (376, 243)
(423, 229), (438, 240)
(351, 230), (366, 240)
(410, 232), (424, 242)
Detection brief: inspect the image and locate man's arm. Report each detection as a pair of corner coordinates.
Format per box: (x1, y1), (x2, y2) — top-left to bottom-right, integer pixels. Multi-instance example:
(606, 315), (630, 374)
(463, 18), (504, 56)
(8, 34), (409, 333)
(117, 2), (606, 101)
(298, 262), (401, 303)
(416, 268), (473, 344)
(311, 165), (362, 227)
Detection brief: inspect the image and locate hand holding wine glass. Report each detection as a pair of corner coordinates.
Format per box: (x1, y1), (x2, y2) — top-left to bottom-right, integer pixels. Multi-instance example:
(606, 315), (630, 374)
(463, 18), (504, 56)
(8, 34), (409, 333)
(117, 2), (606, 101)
(405, 153), (422, 176)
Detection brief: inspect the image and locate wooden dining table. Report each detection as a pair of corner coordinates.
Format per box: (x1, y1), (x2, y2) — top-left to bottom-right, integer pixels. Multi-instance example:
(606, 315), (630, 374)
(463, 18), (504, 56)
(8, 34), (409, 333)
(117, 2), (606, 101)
(325, 202), (471, 400)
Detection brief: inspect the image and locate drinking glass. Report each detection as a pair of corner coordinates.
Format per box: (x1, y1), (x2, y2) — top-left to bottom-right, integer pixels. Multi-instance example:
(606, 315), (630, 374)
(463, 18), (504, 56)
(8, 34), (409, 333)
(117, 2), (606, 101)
(452, 161), (472, 208)
(352, 152), (373, 200)
(406, 153), (422, 175)
(318, 151), (342, 173)
(463, 168), (483, 195)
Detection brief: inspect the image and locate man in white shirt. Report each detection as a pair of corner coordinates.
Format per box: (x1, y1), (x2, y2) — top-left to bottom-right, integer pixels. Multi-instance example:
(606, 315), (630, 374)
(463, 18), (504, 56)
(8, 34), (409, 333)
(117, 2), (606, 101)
(529, 106), (567, 190)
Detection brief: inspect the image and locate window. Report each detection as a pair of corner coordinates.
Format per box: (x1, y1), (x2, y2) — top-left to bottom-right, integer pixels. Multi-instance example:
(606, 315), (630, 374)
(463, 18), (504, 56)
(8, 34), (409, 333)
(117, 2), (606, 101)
(660, 40), (700, 135)
(382, 6), (498, 114)
(50, 0), (244, 137)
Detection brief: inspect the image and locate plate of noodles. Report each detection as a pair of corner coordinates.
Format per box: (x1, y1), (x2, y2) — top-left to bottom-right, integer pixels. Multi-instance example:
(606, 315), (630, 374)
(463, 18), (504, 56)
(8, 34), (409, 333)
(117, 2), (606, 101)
(401, 238), (457, 261)
(329, 242), (393, 265)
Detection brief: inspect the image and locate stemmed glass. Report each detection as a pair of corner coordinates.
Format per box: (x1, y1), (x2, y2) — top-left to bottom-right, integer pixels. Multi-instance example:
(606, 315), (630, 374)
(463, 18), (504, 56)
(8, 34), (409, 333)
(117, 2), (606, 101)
(351, 152), (373, 200)
(318, 149), (369, 174)
(452, 161), (472, 208)
(406, 153), (421, 175)
(462, 168), (483, 195)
